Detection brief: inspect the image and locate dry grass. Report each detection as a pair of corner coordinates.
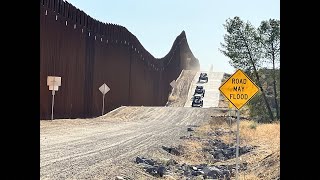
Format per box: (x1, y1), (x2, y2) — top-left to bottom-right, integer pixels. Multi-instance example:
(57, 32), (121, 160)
(203, 117), (280, 152)
(195, 124), (212, 136)
(238, 121), (280, 149)
(209, 116), (230, 128)
(163, 175), (177, 180)
(195, 116), (233, 144)
(178, 140), (207, 165)
(194, 116), (230, 138)
(191, 117), (280, 179)
(238, 173), (260, 180)
(229, 120), (279, 179)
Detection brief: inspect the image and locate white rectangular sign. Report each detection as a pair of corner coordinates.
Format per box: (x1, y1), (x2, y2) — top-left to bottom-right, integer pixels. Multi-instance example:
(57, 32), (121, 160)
(47, 76), (61, 86)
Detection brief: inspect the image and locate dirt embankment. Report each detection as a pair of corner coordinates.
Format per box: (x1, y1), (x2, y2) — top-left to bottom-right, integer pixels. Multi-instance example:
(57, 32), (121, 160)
(166, 70), (197, 107)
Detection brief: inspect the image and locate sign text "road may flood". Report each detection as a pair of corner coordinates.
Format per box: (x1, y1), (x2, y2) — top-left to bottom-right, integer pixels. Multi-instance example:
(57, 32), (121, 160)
(219, 69), (259, 110)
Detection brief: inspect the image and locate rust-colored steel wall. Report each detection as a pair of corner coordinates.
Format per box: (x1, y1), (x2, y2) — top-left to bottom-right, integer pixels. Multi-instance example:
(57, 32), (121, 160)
(40, 0), (200, 120)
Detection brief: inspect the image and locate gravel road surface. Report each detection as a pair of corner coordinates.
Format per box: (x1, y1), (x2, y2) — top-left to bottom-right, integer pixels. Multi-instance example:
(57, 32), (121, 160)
(41, 106), (227, 179)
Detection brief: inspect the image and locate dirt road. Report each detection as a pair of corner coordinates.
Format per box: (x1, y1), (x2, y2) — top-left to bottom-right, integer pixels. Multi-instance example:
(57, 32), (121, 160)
(40, 106), (228, 179)
(184, 71), (225, 108)
(40, 70), (227, 179)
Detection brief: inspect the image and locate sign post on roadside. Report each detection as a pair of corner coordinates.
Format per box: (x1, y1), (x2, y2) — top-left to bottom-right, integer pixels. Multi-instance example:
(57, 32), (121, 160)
(47, 76), (62, 120)
(99, 83), (110, 116)
(219, 69), (259, 180)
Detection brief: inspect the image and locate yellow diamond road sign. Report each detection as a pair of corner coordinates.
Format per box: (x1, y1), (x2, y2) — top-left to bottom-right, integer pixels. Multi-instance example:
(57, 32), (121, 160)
(219, 69), (259, 110)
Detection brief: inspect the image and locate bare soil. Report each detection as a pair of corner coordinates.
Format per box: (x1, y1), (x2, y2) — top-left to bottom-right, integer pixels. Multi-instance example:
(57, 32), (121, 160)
(166, 70), (197, 107)
(40, 106), (228, 179)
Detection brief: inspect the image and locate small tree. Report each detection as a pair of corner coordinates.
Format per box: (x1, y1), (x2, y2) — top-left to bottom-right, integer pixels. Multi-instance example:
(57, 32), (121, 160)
(220, 16), (275, 122)
(258, 19), (280, 120)
(247, 68), (279, 122)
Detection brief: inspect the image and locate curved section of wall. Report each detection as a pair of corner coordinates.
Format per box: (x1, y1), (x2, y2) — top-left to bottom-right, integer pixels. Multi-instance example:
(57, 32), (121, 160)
(40, 0), (200, 119)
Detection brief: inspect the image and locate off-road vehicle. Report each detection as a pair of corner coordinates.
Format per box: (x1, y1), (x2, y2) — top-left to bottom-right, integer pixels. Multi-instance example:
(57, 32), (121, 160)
(192, 94), (203, 107)
(198, 73), (208, 83)
(194, 85), (205, 97)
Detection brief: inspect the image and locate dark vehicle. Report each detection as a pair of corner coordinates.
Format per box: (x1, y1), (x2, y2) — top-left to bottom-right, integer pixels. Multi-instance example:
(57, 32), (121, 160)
(194, 85), (205, 97)
(192, 94), (203, 107)
(198, 73), (208, 83)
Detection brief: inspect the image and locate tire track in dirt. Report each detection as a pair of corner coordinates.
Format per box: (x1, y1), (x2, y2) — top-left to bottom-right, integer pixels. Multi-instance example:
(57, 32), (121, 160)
(41, 106), (228, 179)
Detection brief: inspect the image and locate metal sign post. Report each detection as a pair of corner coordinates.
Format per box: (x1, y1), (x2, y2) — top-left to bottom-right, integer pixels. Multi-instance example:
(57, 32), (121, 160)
(99, 83), (110, 116)
(102, 93), (105, 116)
(49, 86), (59, 120)
(228, 102), (232, 146)
(47, 76), (61, 121)
(51, 90), (55, 120)
(219, 69), (259, 180)
(235, 109), (240, 180)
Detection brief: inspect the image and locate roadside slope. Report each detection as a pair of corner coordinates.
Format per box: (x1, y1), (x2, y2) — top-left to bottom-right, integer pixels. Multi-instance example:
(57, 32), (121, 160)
(166, 70), (197, 107)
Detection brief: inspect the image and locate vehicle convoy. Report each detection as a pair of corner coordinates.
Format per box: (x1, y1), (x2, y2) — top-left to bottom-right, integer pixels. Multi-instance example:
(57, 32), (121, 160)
(194, 85), (205, 97)
(192, 94), (203, 107)
(198, 73), (208, 83)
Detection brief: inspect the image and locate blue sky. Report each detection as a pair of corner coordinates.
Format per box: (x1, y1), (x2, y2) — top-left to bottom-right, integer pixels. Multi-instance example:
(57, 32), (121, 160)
(66, 0), (280, 74)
